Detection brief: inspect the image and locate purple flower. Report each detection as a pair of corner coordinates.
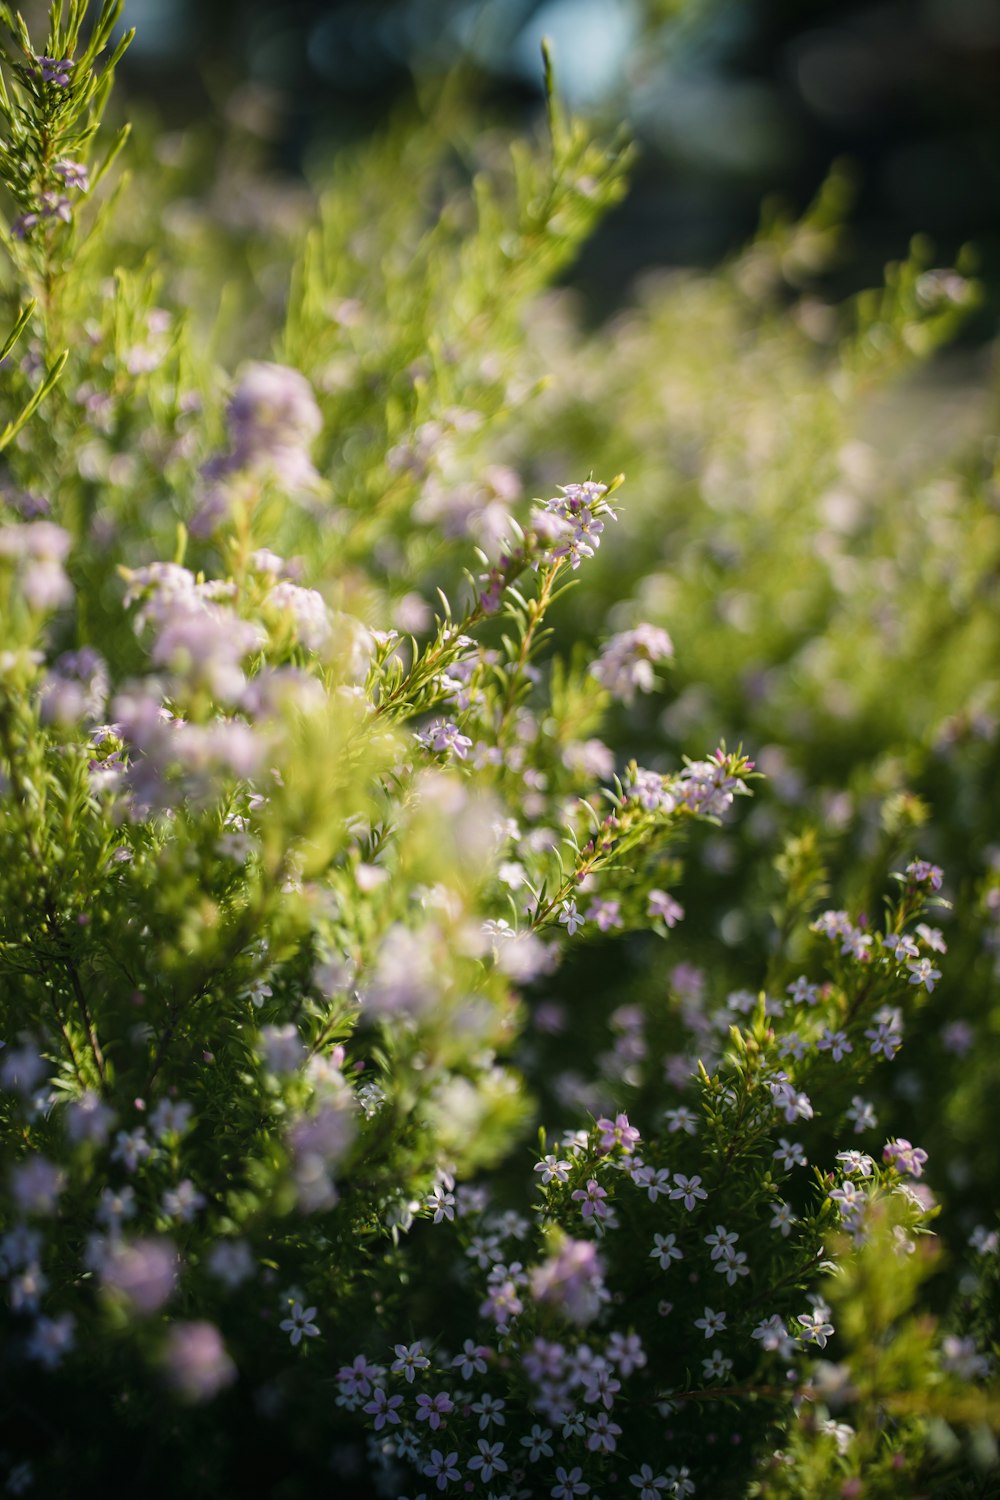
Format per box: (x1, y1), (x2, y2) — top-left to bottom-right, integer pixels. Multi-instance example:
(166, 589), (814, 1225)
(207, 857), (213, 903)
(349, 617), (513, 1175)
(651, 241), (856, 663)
(591, 624), (673, 704)
(769, 1201), (796, 1236)
(816, 1028), (853, 1062)
(38, 190), (72, 223)
(100, 1237), (178, 1313)
(225, 361), (322, 484)
(752, 1315), (796, 1357)
(0, 521), (73, 611)
(38, 55), (73, 85)
(26, 1313), (75, 1369)
(704, 1225), (738, 1260)
(915, 923), (947, 952)
(391, 1340), (431, 1382)
(941, 1019), (973, 1056)
(563, 737), (615, 780)
(828, 1180), (863, 1217)
(470, 1392), (506, 1430)
(0, 1042), (48, 1097)
(54, 159), (89, 191)
(865, 1006), (903, 1060)
(163, 1321), (236, 1402)
(558, 900), (585, 935)
(161, 1179), (206, 1224)
(941, 1335), (992, 1380)
(151, 603), (264, 701)
(110, 1127), (151, 1172)
(531, 1238), (609, 1325)
(417, 718), (472, 760)
(586, 897), (622, 931)
(630, 1465), (670, 1499)
(467, 1439), (507, 1481)
(669, 1173), (707, 1211)
(521, 1423), (554, 1461)
(480, 1276), (524, 1325)
(846, 1095), (878, 1133)
(836, 1150), (874, 1177)
(595, 1112), (640, 1154)
(769, 1078), (815, 1121)
(265, 582), (336, 655)
(632, 1165), (668, 1201)
(257, 1024), (306, 1076)
(629, 767), (676, 813)
(585, 1411), (622, 1453)
(773, 1138), (807, 1170)
(676, 754), (748, 819)
(552, 1465), (590, 1498)
(881, 931), (919, 960)
(839, 926), (873, 961)
(423, 1449), (461, 1490)
(882, 1138), (929, 1178)
(693, 1306), (727, 1339)
(715, 1250), (749, 1285)
(811, 909), (852, 938)
(10, 1157), (63, 1215)
(10, 1266), (48, 1314)
(906, 859), (944, 891)
(65, 1090), (116, 1145)
(363, 1387), (403, 1430)
(650, 1233), (683, 1269)
(363, 923), (439, 1018)
(797, 1310), (834, 1348)
(451, 1340), (491, 1378)
(906, 957), (942, 992)
(39, 648), (109, 726)
(571, 1178), (609, 1221)
(415, 1392), (455, 1430)
(606, 1330), (646, 1376)
(532, 481), (617, 570)
(648, 889), (684, 926)
(206, 1239), (255, 1289)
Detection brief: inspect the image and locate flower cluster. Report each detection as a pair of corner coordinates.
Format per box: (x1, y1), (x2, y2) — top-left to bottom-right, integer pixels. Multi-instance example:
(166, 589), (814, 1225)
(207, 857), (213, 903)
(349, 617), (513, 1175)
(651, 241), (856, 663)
(591, 624), (675, 704)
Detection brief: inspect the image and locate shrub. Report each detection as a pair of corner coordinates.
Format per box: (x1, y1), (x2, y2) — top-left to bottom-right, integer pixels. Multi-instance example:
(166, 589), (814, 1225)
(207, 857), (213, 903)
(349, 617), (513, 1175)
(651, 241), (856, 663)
(0, 5), (997, 1497)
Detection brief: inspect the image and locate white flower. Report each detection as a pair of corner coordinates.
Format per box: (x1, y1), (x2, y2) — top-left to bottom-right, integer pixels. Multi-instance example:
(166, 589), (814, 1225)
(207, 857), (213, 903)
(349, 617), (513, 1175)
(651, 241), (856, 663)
(392, 1341), (431, 1381)
(752, 1314), (796, 1357)
(520, 1424), (553, 1462)
(630, 1464), (669, 1498)
(769, 1200), (796, 1236)
(941, 1334), (992, 1380)
(693, 1306), (726, 1338)
(715, 1250), (749, 1285)
(772, 1138), (807, 1169)
(559, 900), (585, 936)
(534, 1155), (573, 1185)
(704, 1225), (738, 1260)
(280, 1301), (320, 1346)
(650, 1233), (683, 1269)
(702, 1348), (734, 1381)
(797, 1310), (834, 1348)
(819, 1419), (855, 1456)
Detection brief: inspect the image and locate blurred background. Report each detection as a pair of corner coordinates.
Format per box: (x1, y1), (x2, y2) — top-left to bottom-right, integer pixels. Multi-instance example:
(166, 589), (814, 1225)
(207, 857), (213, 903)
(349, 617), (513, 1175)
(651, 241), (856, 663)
(102, 0), (1000, 320)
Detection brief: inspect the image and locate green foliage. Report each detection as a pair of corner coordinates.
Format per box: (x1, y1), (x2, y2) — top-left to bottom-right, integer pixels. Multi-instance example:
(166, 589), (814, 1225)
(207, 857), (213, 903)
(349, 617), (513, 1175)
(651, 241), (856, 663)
(0, 3), (998, 1498)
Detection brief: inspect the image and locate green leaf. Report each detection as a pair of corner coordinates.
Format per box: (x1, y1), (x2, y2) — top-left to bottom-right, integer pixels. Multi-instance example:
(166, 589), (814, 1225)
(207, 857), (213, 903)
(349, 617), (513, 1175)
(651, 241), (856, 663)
(0, 349), (68, 452)
(88, 119), (130, 193)
(0, 298), (34, 362)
